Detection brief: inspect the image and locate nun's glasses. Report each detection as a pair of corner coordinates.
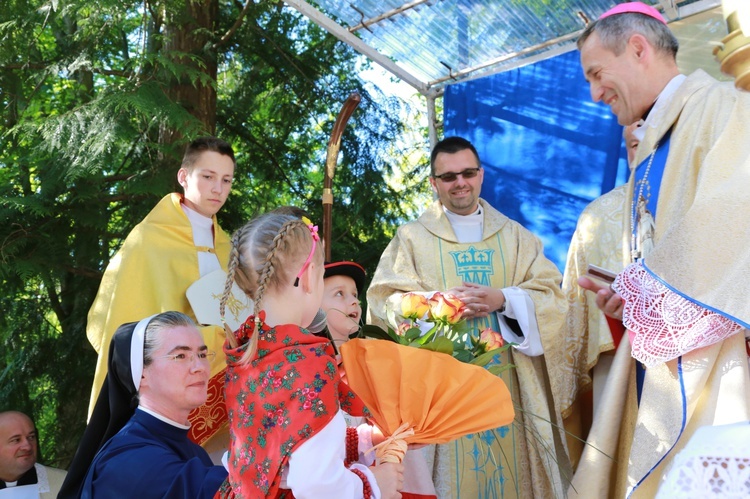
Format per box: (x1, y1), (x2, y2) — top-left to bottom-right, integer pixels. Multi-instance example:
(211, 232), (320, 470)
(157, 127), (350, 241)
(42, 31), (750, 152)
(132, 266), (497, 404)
(158, 351), (216, 364)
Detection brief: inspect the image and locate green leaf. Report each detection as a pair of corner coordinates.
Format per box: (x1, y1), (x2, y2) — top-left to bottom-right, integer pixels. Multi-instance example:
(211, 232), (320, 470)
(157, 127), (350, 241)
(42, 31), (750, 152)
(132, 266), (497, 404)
(469, 334), (481, 349)
(469, 343), (513, 365)
(470, 349), (502, 367)
(404, 326), (422, 342)
(487, 363), (517, 376)
(360, 324), (398, 343)
(411, 324), (438, 345)
(452, 320), (471, 335)
(452, 337), (467, 350)
(453, 349), (474, 363)
(416, 336), (454, 355)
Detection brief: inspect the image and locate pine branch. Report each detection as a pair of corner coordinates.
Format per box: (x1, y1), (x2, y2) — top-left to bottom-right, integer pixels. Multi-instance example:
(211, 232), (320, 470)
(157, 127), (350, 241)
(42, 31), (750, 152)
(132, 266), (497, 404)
(62, 265), (102, 280)
(101, 194), (145, 203)
(224, 122), (306, 199)
(101, 174), (137, 183)
(113, 118), (162, 177)
(213, 0), (254, 49)
(247, 17), (317, 89)
(42, 273), (65, 322)
(1, 63), (131, 78)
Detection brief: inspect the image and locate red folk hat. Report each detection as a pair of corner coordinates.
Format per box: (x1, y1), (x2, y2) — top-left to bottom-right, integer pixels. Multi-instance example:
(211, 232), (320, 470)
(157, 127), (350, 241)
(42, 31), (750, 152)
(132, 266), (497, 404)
(324, 261), (366, 296)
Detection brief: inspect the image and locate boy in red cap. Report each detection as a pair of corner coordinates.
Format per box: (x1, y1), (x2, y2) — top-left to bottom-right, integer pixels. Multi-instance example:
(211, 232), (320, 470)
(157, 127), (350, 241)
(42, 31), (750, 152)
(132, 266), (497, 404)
(322, 261), (367, 349)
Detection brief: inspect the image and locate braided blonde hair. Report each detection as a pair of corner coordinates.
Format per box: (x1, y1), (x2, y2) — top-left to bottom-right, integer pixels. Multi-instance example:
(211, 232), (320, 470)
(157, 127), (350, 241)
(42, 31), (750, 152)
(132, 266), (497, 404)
(220, 213), (322, 364)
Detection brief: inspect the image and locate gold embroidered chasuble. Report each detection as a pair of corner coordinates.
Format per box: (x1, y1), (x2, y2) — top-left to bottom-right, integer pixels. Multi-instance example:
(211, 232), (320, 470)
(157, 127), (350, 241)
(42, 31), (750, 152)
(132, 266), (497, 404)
(559, 186), (631, 416)
(558, 186), (631, 470)
(619, 70), (750, 499)
(86, 193), (232, 450)
(367, 199), (569, 499)
(567, 71), (750, 498)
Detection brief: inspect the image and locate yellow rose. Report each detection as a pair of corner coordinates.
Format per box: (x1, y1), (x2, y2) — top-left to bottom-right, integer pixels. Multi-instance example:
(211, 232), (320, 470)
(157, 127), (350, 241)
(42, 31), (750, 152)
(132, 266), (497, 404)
(479, 327), (504, 352)
(401, 293), (430, 320)
(428, 292), (466, 324)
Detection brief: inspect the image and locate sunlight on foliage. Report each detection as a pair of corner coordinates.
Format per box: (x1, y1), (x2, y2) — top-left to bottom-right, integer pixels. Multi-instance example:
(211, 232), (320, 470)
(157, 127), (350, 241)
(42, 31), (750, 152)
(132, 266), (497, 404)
(1, 0), (436, 468)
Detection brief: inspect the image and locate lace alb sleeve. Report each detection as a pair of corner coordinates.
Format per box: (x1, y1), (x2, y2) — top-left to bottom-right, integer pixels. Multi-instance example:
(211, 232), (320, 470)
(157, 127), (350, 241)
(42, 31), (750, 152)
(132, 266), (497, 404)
(613, 262), (743, 367)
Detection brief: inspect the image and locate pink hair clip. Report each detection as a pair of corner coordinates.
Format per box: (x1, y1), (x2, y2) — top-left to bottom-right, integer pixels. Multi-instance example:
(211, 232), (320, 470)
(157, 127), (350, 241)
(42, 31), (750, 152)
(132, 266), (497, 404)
(308, 223), (320, 242)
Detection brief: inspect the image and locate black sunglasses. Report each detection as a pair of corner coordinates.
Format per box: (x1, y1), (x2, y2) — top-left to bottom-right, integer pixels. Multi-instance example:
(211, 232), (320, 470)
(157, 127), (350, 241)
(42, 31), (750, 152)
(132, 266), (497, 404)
(432, 167), (481, 183)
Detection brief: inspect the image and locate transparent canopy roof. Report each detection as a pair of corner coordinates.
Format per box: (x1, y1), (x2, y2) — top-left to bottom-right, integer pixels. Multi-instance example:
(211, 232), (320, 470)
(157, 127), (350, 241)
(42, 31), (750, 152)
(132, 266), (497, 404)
(288, 0), (723, 93)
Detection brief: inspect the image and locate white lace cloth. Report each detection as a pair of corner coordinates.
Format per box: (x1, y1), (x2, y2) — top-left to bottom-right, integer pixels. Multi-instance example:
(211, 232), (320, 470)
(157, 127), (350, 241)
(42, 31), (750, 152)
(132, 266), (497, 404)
(613, 263), (743, 367)
(656, 422), (750, 498)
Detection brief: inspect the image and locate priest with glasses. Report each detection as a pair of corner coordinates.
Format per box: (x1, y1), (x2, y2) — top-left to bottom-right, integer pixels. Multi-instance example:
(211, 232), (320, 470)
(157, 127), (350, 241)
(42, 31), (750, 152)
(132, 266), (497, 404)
(367, 136), (570, 498)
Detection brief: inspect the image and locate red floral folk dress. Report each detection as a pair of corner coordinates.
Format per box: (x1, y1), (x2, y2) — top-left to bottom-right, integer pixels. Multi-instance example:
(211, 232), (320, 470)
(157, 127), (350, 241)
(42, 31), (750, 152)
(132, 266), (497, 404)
(219, 312), (368, 499)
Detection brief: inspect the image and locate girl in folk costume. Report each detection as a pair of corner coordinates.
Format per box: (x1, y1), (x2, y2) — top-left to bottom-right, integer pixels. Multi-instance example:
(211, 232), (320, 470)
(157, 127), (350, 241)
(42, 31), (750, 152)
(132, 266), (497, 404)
(218, 213), (403, 499)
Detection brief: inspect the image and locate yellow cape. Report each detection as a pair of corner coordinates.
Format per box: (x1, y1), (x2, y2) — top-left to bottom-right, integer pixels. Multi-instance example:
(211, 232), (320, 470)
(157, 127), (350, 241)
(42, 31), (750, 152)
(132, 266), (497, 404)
(86, 193), (231, 445)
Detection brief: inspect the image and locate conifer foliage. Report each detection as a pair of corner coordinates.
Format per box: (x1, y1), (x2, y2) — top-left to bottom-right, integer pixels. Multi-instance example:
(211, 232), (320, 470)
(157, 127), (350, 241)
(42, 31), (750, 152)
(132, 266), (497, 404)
(0, 0), (426, 467)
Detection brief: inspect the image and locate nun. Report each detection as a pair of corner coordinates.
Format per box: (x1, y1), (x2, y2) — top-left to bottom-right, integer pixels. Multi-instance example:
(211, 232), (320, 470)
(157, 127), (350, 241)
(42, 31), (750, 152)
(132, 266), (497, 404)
(59, 311), (227, 498)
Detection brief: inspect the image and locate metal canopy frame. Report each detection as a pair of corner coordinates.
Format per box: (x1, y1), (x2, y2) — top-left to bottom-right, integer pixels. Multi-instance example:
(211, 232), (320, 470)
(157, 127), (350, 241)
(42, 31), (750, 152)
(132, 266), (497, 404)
(348, 0), (434, 33)
(283, 0), (723, 145)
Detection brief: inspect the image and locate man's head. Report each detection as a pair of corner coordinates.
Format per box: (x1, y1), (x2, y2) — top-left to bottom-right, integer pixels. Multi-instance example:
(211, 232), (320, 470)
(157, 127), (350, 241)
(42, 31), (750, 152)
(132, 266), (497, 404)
(429, 136), (484, 215)
(177, 136), (236, 218)
(578, 3), (680, 125)
(322, 262), (365, 345)
(0, 411), (37, 482)
(138, 312), (210, 424)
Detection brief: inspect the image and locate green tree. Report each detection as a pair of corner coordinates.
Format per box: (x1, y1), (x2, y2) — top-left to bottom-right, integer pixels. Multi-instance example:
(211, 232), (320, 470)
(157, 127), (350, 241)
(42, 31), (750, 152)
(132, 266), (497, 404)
(1, 0), (428, 467)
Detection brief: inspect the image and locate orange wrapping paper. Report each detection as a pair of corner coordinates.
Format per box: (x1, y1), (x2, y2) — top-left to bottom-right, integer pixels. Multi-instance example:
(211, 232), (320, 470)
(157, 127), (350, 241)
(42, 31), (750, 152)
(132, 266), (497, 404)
(340, 338), (514, 444)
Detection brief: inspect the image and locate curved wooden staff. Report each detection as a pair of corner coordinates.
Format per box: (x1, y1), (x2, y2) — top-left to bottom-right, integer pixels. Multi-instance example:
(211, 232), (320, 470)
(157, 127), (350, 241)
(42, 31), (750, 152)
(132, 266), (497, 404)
(323, 92), (361, 262)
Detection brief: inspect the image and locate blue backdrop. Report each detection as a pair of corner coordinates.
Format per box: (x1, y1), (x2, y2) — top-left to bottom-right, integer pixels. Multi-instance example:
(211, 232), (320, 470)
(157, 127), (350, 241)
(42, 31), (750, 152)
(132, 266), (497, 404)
(444, 50), (630, 270)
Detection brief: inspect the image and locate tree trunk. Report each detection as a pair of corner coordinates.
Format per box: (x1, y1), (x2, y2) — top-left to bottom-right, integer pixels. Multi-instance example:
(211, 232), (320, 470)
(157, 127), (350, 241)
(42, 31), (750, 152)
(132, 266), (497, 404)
(162, 0), (219, 136)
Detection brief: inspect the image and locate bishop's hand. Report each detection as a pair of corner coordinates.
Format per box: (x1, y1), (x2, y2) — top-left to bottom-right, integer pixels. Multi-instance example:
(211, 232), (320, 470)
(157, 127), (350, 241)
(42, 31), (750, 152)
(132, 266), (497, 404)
(578, 276), (624, 320)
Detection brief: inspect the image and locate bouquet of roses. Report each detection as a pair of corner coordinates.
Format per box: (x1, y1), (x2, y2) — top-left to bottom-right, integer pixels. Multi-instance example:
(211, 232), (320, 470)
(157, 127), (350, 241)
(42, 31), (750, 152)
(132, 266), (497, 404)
(340, 291), (515, 464)
(360, 291), (514, 375)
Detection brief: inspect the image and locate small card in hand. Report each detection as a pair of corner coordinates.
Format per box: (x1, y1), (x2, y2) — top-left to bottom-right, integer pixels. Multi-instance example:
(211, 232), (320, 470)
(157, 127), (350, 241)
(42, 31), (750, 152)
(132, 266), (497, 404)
(585, 264), (617, 284)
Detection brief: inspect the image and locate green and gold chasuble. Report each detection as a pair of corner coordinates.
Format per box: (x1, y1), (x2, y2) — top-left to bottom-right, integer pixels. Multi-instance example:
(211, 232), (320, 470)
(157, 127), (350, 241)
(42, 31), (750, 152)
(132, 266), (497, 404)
(368, 199), (569, 499)
(434, 236), (533, 499)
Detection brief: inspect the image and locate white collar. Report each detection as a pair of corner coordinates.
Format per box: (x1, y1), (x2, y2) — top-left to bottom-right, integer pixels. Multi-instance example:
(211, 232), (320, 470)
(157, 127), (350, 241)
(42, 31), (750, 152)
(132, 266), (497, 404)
(137, 406), (191, 430)
(633, 74), (687, 142)
(2, 464), (51, 493)
(442, 204), (483, 222)
(442, 205), (484, 243)
(181, 203), (213, 229)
